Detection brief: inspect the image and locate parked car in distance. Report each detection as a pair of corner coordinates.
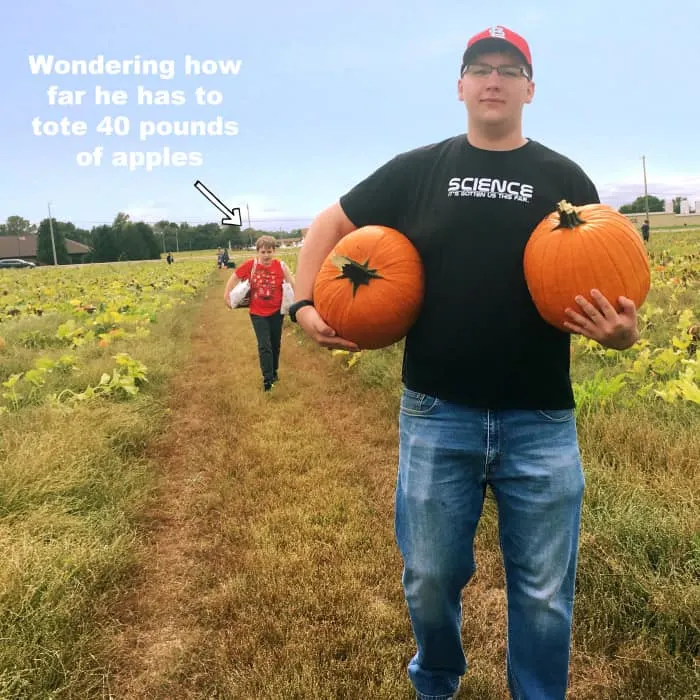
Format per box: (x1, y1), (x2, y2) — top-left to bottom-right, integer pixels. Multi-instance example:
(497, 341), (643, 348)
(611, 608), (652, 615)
(0, 258), (37, 268)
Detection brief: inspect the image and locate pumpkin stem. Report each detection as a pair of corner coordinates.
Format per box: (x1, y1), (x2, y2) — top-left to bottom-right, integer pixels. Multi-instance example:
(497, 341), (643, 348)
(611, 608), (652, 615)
(331, 255), (383, 296)
(553, 199), (587, 229)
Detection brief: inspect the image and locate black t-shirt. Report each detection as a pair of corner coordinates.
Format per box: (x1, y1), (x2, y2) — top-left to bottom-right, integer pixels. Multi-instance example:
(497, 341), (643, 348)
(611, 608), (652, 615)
(338, 135), (600, 409)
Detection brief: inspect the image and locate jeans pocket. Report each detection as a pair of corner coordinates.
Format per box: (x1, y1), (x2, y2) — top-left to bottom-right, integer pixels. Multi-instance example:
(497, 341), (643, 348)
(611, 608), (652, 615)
(400, 388), (440, 416)
(536, 409), (575, 423)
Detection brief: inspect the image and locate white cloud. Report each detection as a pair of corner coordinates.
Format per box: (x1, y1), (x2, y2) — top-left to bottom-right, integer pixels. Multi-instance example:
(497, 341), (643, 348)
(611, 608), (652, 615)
(124, 201), (172, 223)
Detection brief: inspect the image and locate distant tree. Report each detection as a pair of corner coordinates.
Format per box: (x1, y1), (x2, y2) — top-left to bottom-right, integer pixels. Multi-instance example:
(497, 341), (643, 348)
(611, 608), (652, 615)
(91, 225), (120, 262)
(155, 220), (196, 251)
(50, 220), (91, 247)
(107, 213), (161, 260)
(618, 195), (665, 214)
(67, 225), (92, 245)
(0, 211), (296, 255)
(154, 220), (178, 253)
(191, 222), (222, 249)
(111, 212), (130, 231)
(232, 227), (254, 248)
(36, 218), (71, 264)
(120, 223), (149, 260)
(131, 221), (161, 259)
(0, 216), (37, 236)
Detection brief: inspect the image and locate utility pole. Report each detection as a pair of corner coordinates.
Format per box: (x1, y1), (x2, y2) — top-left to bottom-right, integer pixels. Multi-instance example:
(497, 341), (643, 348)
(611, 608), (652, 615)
(246, 202), (253, 247)
(642, 155), (650, 222)
(47, 202), (58, 265)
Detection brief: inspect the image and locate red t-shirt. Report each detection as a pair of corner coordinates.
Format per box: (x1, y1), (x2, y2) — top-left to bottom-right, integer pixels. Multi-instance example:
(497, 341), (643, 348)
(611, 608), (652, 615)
(236, 258), (285, 316)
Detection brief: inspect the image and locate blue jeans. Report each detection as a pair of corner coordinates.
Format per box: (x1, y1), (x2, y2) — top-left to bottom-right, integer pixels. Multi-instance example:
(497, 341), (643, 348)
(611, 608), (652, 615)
(395, 388), (584, 700)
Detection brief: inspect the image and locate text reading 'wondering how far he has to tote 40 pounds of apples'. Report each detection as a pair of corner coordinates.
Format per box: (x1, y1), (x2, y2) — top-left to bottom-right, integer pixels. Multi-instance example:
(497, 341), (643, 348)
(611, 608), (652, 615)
(28, 54), (242, 171)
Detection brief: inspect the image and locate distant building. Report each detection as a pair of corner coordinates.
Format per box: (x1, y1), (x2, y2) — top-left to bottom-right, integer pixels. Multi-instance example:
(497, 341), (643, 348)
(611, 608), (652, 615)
(0, 234), (91, 264)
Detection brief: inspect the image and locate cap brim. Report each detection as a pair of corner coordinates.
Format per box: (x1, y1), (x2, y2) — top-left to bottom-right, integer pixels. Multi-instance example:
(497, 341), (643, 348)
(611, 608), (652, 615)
(461, 38), (531, 73)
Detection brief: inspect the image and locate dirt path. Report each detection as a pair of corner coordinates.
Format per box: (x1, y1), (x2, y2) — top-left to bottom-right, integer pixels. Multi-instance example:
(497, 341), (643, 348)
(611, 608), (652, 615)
(96, 268), (693, 700)
(101, 273), (517, 699)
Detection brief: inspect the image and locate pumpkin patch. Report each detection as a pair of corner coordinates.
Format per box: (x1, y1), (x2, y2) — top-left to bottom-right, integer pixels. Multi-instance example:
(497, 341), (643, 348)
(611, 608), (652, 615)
(313, 225), (424, 349)
(523, 200), (651, 332)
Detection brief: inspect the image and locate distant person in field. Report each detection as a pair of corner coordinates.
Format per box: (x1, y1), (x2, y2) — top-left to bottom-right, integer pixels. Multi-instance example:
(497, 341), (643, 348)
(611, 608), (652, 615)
(641, 219), (650, 243)
(166, 252), (173, 265)
(224, 235), (295, 392)
(291, 26), (642, 700)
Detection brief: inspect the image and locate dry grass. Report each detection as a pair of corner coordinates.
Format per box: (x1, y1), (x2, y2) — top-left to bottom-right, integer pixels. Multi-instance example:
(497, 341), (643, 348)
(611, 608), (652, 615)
(2, 260), (698, 699)
(93, 272), (515, 699)
(101, 272), (697, 699)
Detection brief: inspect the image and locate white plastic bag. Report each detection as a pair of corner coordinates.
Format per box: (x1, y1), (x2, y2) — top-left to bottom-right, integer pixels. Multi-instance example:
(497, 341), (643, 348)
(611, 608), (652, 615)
(228, 260), (256, 309)
(281, 281), (294, 315)
(228, 279), (251, 308)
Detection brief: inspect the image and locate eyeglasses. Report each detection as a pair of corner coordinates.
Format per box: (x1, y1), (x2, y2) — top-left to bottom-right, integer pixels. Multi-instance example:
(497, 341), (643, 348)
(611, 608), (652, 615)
(461, 63), (530, 80)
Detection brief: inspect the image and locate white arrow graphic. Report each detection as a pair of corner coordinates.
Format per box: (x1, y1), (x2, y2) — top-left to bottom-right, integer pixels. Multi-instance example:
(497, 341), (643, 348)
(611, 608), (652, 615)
(194, 180), (242, 226)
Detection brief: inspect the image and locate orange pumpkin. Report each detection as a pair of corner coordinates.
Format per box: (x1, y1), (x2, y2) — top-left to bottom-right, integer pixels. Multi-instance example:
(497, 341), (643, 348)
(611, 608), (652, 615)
(523, 200), (651, 332)
(313, 225), (424, 349)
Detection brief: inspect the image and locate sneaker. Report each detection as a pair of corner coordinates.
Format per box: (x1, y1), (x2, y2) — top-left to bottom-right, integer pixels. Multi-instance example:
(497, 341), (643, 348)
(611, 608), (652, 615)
(263, 382), (273, 392)
(415, 680), (459, 699)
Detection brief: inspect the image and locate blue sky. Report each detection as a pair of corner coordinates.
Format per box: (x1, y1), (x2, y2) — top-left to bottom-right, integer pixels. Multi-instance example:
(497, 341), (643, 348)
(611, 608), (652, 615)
(2, 0), (699, 231)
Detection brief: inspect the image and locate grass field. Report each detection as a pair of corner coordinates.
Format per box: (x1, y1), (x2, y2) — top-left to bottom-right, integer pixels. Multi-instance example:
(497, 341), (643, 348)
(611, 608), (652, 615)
(0, 230), (697, 699)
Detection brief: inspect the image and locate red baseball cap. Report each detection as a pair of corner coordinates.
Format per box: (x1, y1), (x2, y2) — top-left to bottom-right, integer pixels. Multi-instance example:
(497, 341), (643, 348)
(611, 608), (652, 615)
(461, 25), (532, 77)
